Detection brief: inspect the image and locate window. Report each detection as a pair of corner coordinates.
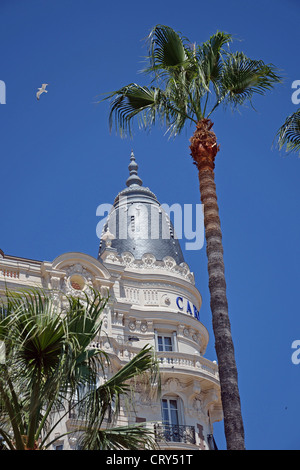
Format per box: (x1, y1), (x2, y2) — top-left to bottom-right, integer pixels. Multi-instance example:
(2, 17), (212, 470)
(157, 335), (173, 352)
(155, 397), (196, 445)
(130, 215), (135, 232)
(154, 331), (177, 352)
(160, 397), (182, 443)
(162, 398), (180, 426)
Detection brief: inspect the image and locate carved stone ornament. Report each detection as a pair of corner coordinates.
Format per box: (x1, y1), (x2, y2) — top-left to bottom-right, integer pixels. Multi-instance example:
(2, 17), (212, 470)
(50, 276), (62, 290)
(163, 377), (183, 393)
(183, 328), (189, 337)
(128, 321), (136, 331)
(179, 262), (190, 276)
(163, 256), (176, 269)
(161, 294), (171, 307)
(101, 228), (116, 247)
(193, 395), (203, 412)
(118, 251), (195, 284)
(141, 253), (156, 267)
(63, 264), (94, 298)
(105, 252), (120, 263)
(121, 252), (135, 266)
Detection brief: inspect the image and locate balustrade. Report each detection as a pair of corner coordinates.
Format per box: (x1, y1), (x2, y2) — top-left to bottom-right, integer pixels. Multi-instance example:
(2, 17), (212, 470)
(157, 351), (218, 377)
(154, 423), (196, 445)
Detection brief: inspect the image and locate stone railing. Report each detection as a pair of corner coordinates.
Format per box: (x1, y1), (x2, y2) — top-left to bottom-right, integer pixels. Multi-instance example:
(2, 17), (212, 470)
(157, 351), (219, 379)
(0, 267), (19, 279)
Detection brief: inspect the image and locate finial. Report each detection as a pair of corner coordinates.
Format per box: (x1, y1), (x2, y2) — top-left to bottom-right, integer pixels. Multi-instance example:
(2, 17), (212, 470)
(126, 150), (143, 187)
(102, 227), (116, 247)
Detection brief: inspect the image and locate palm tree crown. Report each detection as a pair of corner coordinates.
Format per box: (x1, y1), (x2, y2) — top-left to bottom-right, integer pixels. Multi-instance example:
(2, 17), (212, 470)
(0, 287), (159, 450)
(105, 25), (280, 137)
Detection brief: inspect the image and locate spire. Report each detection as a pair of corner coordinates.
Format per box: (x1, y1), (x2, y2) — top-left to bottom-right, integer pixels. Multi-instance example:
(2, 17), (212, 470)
(126, 150), (143, 187)
(98, 150), (185, 266)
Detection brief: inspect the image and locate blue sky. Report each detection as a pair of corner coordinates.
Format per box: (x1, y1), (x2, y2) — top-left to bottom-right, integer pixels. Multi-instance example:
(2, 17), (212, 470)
(1, 0), (299, 450)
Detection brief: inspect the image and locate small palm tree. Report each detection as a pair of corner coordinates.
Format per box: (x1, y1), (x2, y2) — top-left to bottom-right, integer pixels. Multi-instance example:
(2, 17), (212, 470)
(102, 24), (281, 450)
(0, 287), (158, 450)
(276, 108), (300, 155)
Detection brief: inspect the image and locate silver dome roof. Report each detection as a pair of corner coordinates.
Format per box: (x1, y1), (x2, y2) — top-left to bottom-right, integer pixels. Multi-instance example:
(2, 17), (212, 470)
(98, 152), (184, 265)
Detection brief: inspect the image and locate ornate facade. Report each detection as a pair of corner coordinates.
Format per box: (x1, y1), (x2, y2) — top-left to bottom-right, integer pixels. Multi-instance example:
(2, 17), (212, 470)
(0, 152), (222, 450)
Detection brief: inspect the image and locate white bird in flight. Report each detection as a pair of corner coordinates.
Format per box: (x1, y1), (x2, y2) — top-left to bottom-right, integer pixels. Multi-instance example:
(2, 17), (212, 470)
(36, 83), (48, 100)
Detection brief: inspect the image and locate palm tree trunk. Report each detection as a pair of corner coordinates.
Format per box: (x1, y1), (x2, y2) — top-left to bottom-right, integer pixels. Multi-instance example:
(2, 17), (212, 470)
(190, 119), (245, 450)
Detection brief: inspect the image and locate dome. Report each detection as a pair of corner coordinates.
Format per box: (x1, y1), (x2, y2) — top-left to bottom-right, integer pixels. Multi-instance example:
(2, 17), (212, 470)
(98, 152), (184, 265)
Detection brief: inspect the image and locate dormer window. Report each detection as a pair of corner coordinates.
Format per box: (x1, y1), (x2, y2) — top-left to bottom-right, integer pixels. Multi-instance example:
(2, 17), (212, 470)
(130, 215), (135, 232)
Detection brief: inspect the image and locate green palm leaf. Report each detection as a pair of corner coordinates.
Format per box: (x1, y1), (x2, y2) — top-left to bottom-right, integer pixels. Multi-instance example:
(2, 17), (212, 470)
(105, 84), (162, 136)
(276, 108), (300, 155)
(147, 24), (188, 71)
(198, 31), (232, 91)
(104, 83), (193, 137)
(1, 287), (158, 450)
(78, 345), (159, 434)
(218, 52), (280, 108)
(80, 423), (157, 450)
(102, 25), (281, 137)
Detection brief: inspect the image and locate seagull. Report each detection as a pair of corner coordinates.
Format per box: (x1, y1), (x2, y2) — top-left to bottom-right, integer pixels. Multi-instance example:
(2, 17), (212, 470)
(36, 83), (49, 100)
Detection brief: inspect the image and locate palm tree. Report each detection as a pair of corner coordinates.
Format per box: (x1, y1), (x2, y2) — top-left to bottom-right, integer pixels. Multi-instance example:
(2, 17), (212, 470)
(0, 287), (158, 450)
(101, 24), (281, 450)
(276, 108), (300, 155)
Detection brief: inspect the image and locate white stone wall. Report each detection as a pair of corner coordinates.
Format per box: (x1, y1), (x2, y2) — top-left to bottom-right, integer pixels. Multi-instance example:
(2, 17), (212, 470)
(0, 249), (222, 450)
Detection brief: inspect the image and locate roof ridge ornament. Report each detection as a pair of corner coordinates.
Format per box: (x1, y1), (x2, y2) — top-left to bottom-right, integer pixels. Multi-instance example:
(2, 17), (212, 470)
(126, 150), (143, 187)
(102, 227), (116, 247)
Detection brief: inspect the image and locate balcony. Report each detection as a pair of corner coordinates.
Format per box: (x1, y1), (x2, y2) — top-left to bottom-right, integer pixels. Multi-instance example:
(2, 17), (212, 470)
(154, 423), (196, 445)
(157, 351), (219, 383)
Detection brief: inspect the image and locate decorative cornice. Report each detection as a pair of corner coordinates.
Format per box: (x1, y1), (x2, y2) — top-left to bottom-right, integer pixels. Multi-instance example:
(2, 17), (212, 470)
(102, 251), (195, 284)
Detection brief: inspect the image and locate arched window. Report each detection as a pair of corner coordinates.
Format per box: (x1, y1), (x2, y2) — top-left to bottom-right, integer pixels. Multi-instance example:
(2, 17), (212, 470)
(155, 396), (196, 444)
(160, 395), (182, 442)
(162, 397), (181, 426)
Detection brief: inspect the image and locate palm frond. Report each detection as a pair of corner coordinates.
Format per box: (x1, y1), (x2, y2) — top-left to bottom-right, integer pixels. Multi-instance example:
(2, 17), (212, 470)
(276, 108), (300, 155)
(2, 289), (65, 378)
(103, 84), (164, 136)
(0, 287), (110, 449)
(0, 286), (159, 450)
(82, 345), (159, 427)
(218, 52), (281, 108)
(101, 25), (281, 136)
(144, 24), (188, 75)
(79, 423), (157, 450)
(144, 25), (209, 120)
(198, 31), (233, 92)
(103, 83), (194, 138)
